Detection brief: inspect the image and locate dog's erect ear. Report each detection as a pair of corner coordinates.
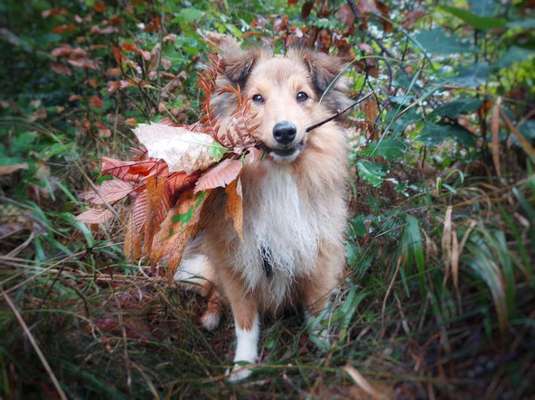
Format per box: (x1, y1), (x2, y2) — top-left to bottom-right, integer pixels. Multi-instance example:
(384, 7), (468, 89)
(205, 32), (258, 86)
(295, 50), (351, 114)
(301, 51), (345, 95)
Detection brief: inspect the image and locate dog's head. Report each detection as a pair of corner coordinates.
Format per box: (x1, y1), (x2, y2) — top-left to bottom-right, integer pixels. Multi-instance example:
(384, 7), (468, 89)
(210, 36), (350, 163)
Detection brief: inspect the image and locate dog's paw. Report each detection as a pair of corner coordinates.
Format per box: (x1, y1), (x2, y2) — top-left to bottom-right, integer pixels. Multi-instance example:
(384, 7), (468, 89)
(226, 363), (254, 383)
(200, 311), (221, 331)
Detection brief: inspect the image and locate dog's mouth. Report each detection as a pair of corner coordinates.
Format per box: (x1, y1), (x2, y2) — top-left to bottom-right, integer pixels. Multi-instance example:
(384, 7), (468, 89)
(260, 140), (305, 162)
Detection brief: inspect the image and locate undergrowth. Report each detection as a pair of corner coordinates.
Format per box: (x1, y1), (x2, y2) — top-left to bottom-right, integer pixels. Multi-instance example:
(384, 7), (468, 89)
(1, 0), (534, 399)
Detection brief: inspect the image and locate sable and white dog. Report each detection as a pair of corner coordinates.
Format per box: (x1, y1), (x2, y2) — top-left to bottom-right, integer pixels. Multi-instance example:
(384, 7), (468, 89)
(176, 37), (350, 381)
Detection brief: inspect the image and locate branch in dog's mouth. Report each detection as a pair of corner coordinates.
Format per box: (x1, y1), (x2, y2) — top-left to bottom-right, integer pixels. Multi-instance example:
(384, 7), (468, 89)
(305, 92), (374, 133)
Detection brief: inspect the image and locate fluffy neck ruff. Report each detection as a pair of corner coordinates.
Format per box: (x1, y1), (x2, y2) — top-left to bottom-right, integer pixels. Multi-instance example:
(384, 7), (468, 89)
(234, 163), (320, 306)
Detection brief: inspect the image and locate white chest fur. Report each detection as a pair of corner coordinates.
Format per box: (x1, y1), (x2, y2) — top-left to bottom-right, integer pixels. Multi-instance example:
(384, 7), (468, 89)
(233, 165), (320, 306)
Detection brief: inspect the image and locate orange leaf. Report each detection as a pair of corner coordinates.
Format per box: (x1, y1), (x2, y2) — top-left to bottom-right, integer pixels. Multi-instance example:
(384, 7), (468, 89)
(76, 208), (114, 224)
(225, 178), (243, 240)
(152, 191), (210, 280)
(194, 159), (242, 193)
(124, 210), (142, 261)
(121, 42), (138, 53)
(94, 1), (106, 12)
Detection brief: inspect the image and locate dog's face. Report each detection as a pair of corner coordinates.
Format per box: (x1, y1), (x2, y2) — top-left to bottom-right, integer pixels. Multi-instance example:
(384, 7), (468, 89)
(211, 39), (350, 163)
(245, 57), (317, 162)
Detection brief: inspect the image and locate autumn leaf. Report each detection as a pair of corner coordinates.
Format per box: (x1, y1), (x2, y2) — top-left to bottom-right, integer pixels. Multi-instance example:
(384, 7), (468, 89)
(50, 62), (72, 76)
(149, 190), (210, 279)
(134, 123), (226, 173)
(101, 157), (166, 182)
(194, 158), (242, 192)
(76, 208), (114, 224)
(226, 178), (243, 240)
(89, 95), (103, 109)
(0, 163), (28, 176)
(81, 179), (133, 205)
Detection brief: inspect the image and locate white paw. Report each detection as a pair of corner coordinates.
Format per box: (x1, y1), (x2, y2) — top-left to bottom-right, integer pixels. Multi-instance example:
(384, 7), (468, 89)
(227, 363), (254, 383)
(201, 312), (221, 331)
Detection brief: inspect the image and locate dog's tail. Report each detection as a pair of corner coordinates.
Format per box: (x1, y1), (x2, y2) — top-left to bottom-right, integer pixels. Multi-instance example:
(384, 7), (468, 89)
(174, 235), (214, 295)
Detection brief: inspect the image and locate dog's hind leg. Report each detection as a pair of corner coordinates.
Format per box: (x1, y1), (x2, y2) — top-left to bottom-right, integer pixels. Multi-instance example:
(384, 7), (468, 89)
(200, 288), (222, 331)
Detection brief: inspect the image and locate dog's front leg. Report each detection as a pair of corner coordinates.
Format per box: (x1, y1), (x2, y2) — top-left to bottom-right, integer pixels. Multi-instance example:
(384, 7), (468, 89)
(301, 243), (344, 350)
(220, 274), (259, 382)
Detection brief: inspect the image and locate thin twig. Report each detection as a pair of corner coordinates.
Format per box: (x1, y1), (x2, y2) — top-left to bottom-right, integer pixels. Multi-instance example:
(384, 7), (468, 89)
(306, 92), (373, 132)
(2, 290), (68, 400)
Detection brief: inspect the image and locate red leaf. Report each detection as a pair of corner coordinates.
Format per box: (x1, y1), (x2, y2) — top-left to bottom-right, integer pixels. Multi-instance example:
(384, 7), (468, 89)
(82, 179), (133, 204)
(94, 1), (106, 12)
(194, 159), (242, 193)
(101, 157), (166, 182)
(50, 62), (72, 76)
(121, 42), (138, 52)
(166, 171), (201, 202)
(52, 24), (76, 34)
(112, 46), (123, 65)
(89, 95), (103, 109)
(51, 44), (73, 58)
(76, 208), (114, 224)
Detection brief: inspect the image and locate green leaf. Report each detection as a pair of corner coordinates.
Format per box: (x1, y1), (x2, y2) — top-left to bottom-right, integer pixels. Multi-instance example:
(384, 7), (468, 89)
(413, 28), (472, 55)
(418, 123), (476, 147)
(431, 98), (482, 118)
(360, 138), (406, 161)
(507, 19), (535, 30)
(172, 191), (207, 225)
(446, 63), (490, 88)
(440, 6), (506, 30)
(497, 46), (535, 69)
(175, 8), (204, 25)
(469, 0), (499, 17)
(208, 142), (229, 162)
(356, 160), (385, 188)
(402, 215), (425, 290)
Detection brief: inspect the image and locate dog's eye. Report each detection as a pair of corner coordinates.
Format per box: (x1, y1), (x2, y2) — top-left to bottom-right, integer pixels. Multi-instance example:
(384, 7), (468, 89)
(252, 94), (264, 104)
(296, 91), (309, 102)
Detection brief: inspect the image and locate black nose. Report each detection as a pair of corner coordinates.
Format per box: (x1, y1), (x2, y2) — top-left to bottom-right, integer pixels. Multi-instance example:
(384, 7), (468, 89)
(273, 121), (297, 145)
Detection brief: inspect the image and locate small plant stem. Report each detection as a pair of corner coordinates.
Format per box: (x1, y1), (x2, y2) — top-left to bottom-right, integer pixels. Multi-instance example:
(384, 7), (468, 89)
(2, 290), (68, 400)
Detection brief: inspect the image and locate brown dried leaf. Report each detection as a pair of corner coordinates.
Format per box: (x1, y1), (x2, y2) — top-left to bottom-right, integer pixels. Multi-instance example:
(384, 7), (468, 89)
(76, 208), (114, 224)
(226, 178), (243, 240)
(124, 209), (142, 261)
(0, 163), (28, 176)
(195, 159), (242, 193)
(150, 191), (210, 279)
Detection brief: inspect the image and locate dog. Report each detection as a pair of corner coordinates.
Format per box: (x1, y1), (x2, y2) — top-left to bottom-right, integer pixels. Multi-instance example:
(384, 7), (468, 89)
(175, 36), (350, 381)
